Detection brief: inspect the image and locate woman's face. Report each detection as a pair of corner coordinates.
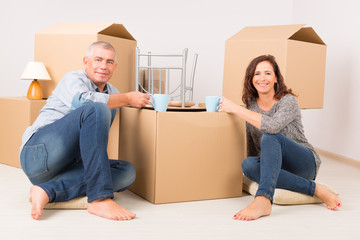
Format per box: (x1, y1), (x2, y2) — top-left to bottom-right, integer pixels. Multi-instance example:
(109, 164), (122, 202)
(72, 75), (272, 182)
(252, 61), (277, 96)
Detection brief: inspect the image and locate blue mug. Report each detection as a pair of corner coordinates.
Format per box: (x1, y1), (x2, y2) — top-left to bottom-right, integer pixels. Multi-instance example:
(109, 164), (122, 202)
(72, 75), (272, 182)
(150, 94), (169, 112)
(205, 96), (222, 112)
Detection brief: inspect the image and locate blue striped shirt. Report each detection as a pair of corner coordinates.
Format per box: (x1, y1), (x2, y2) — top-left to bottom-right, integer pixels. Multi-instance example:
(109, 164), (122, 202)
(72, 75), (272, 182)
(20, 70), (119, 152)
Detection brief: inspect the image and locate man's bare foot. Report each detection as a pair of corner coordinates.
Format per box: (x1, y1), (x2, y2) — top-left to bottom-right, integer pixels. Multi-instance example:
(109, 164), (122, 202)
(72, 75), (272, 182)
(233, 196), (272, 221)
(315, 183), (342, 210)
(87, 198), (136, 221)
(30, 185), (49, 220)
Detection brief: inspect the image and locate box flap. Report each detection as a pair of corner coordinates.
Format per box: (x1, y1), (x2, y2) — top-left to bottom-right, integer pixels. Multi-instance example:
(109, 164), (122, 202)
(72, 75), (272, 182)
(289, 27), (325, 45)
(99, 24), (135, 40)
(227, 24), (306, 41)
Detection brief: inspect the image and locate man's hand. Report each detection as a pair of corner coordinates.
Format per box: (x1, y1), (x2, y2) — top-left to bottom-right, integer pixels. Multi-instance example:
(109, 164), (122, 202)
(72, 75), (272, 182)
(126, 91), (150, 108)
(107, 91), (150, 109)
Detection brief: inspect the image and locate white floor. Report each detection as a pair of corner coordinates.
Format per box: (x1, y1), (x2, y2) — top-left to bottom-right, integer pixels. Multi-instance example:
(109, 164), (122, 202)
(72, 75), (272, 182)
(1, 154), (359, 240)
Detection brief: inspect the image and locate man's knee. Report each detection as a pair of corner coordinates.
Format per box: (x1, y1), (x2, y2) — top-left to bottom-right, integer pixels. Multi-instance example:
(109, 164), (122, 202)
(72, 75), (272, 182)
(112, 161), (136, 192)
(89, 102), (111, 114)
(82, 102), (112, 124)
(126, 162), (136, 185)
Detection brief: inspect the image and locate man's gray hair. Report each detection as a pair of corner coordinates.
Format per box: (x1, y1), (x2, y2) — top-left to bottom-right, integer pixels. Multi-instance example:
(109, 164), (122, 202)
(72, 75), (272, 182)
(86, 41), (117, 61)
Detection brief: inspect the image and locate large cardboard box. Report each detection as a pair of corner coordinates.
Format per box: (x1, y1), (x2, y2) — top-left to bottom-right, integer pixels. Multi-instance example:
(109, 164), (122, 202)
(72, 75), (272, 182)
(35, 22), (137, 98)
(0, 97), (46, 168)
(119, 107), (246, 204)
(223, 24), (326, 109)
(35, 22), (136, 159)
(0, 97), (120, 168)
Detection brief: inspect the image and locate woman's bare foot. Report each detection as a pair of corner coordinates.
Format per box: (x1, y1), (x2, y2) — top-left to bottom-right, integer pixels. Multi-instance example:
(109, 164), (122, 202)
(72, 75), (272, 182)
(233, 196), (272, 221)
(30, 185), (49, 220)
(315, 183), (342, 210)
(87, 198), (136, 221)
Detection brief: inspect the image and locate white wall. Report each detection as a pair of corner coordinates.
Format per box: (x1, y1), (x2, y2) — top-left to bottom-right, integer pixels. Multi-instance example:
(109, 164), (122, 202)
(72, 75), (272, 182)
(293, 0), (360, 162)
(1, 0), (358, 162)
(0, 0), (292, 100)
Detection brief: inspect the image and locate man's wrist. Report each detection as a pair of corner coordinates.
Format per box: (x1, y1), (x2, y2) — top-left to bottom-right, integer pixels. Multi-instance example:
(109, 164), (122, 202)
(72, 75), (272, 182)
(119, 92), (130, 105)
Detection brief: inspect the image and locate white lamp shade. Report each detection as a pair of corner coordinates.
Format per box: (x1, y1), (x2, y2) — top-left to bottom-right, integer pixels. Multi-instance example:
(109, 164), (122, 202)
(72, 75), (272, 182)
(21, 61), (51, 80)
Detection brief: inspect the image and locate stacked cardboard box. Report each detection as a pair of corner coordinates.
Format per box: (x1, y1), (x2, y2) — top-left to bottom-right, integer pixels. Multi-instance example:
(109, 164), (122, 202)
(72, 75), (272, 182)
(0, 97), (46, 168)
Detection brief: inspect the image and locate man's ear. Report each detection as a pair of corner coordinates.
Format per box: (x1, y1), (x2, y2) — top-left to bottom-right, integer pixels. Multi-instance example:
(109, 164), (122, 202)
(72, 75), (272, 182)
(83, 56), (88, 68)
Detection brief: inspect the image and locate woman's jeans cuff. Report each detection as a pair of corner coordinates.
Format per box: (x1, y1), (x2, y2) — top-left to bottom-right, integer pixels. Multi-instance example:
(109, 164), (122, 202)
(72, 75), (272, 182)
(255, 190), (273, 204)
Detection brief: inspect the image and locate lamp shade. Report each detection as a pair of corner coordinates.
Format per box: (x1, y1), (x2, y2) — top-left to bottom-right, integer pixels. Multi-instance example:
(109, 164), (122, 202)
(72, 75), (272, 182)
(21, 61), (51, 80)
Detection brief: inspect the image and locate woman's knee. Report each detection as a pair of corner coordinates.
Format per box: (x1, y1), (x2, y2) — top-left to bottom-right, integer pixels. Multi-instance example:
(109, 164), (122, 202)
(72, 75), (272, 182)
(242, 157), (260, 178)
(261, 133), (279, 143)
(261, 133), (286, 148)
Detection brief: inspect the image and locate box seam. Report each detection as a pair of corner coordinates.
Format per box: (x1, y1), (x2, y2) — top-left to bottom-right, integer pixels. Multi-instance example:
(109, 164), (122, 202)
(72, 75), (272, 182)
(153, 111), (158, 203)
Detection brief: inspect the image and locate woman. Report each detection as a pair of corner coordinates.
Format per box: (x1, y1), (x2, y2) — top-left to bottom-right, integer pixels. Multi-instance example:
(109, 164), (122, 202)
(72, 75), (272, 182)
(218, 55), (341, 221)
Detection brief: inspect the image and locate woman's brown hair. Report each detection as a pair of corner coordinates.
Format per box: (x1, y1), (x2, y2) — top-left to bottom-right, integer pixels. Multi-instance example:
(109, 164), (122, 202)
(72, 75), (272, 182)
(242, 54), (295, 107)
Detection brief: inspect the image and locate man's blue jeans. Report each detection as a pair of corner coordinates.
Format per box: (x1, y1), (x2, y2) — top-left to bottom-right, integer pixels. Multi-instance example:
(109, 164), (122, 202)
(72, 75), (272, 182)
(242, 133), (316, 203)
(20, 102), (136, 203)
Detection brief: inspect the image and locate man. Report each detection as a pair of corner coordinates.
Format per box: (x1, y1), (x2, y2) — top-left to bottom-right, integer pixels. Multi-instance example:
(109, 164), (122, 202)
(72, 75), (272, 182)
(19, 41), (150, 221)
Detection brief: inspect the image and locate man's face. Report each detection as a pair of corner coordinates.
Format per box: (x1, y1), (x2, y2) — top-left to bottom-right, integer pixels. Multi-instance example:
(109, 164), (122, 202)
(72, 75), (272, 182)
(83, 46), (117, 91)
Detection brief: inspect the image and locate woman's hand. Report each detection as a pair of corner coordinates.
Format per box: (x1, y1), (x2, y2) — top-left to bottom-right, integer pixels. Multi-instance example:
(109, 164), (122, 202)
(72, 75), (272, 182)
(218, 97), (240, 113)
(219, 96), (262, 129)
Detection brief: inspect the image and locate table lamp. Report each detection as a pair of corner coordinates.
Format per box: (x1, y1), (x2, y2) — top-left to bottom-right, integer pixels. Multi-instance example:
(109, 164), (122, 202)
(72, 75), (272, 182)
(21, 61), (51, 100)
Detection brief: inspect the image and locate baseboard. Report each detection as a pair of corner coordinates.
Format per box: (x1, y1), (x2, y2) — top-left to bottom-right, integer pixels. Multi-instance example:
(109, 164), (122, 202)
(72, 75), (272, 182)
(315, 148), (360, 169)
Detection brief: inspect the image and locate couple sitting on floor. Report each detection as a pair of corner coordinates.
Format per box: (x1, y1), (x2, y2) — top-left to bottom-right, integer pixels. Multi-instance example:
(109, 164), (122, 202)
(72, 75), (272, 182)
(20, 41), (341, 221)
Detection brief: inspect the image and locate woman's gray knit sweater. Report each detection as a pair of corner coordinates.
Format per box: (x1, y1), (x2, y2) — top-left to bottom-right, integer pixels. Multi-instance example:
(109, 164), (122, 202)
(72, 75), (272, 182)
(246, 94), (321, 176)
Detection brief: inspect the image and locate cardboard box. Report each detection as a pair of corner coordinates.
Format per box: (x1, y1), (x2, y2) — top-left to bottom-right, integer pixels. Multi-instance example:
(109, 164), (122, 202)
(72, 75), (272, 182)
(223, 24), (326, 109)
(35, 22), (137, 98)
(119, 107), (246, 204)
(35, 22), (136, 160)
(0, 97), (120, 168)
(106, 111), (121, 160)
(0, 97), (46, 168)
